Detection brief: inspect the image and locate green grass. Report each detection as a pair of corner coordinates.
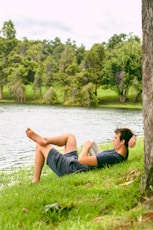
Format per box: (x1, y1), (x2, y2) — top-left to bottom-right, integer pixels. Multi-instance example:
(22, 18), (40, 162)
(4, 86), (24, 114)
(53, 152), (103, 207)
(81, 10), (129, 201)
(0, 138), (152, 230)
(1, 85), (142, 109)
(97, 87), (142, 109)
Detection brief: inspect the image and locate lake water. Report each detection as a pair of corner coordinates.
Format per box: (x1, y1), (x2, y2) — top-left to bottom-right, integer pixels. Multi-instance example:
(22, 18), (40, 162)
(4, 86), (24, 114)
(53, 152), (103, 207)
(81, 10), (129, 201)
(0, 104), (143, 171)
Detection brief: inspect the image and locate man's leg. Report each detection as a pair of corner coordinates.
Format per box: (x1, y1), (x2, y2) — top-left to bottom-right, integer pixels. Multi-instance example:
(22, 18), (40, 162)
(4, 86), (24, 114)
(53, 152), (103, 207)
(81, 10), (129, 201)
(32, 144), (51, 183)
(26, 128), (77, 182)
(26, 128), (77, 153)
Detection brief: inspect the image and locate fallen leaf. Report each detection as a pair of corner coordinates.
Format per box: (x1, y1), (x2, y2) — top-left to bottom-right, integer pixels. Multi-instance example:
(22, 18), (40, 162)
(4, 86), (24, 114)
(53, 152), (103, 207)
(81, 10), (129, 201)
(143, 210), (153, 221)
(93, 216), (103, 222)
(120, 180), (134, 187)
(22, 208), (30, 213)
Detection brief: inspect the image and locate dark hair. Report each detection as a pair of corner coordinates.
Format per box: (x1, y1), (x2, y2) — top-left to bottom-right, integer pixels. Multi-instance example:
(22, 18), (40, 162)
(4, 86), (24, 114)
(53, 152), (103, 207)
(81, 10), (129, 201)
(114, 128), (134, 148)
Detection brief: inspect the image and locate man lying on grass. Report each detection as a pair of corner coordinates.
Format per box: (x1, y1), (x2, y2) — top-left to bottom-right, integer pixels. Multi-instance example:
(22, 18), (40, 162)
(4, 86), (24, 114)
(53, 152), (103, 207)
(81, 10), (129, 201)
(26, 128), (136, 183)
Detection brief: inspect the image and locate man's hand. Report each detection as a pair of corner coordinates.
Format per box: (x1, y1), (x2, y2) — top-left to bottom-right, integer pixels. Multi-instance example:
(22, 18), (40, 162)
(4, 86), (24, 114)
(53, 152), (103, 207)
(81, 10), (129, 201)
(128, 135), (136, 148)
(83, 140), (93, 150)
(78, 140), (98, 166)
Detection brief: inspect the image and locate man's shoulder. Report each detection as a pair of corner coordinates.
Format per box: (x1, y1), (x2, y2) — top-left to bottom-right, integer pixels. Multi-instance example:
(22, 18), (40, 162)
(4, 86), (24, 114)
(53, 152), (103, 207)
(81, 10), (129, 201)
(97, 149), (124, 160)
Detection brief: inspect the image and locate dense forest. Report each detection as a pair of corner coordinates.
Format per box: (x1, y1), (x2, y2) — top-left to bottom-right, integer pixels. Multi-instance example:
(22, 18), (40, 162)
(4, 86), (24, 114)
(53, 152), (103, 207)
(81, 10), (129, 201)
(0, 20), (142, 106)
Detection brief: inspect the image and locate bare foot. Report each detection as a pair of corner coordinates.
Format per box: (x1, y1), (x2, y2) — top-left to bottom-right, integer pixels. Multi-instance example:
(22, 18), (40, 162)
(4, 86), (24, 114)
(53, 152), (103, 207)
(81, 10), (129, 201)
(26, 128), (47, 146)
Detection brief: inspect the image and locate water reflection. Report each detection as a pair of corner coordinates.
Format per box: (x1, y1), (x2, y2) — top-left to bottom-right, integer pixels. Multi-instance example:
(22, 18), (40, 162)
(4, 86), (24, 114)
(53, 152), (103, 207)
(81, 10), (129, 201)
(0, 104), (143, 170)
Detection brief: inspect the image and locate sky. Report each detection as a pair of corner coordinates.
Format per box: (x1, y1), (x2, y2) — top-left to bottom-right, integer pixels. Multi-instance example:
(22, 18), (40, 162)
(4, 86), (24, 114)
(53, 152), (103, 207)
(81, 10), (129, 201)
(0, 0), (142, 49)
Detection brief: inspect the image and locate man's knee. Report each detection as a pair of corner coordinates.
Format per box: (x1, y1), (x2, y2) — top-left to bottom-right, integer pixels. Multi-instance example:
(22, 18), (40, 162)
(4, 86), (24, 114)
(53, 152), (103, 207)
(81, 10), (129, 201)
(67, 133), (76, 142)
(64, 133), (77, 152)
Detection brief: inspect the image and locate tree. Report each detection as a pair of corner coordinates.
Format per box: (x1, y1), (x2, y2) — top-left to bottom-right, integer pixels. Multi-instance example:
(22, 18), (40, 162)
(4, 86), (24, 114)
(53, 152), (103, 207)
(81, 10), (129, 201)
(75, 44), (86, 65)
(83, 43), (105, 96)
(58, 44), (78, 97)
(59, 44), (76, 73)
(102, 37), (141, 103)
(0, 21), (17, 99)
(0, 20), (16, 39)
(106, 33), (140, 50)
(50, 37), (64, 63)
(42, 56), (57, 88)
(142, 0), (153, 195)
(43, 86), (58, 105)
(9, 81), (25, 103)
(106, 33), (127, 49)
(26, 41), (45, 62)
(0, 36), (6, 99)
(33, 65), (43, 97)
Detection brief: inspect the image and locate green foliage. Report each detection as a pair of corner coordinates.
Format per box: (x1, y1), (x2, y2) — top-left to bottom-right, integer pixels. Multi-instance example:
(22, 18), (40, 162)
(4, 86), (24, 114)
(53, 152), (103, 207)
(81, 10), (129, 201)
(1, 138), (152, 229)
(81, 83), (98, 106)
(43, 87), (58, 105)
(42, 56), (58, 87)
(0, 20), (16, 39)
(101, 35), (142, 103)
(83, 43), (105, 96)
(1, 83), (142, 109)
(63, 86), (80, 106)
(106, 33), (140, 50)
(9, 81), (25, 103)
(0, 20), (142, 106)
(59, 45), (77, 73)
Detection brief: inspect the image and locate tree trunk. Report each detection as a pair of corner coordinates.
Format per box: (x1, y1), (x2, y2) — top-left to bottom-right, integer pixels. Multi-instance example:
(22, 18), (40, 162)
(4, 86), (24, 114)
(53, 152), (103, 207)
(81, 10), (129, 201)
(142, 0), (153, 195)
(0, 85), (3, 99)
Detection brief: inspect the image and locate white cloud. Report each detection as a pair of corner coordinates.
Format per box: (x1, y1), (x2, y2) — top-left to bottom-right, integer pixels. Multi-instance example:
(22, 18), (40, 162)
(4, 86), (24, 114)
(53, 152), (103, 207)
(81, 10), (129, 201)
(0, 0), (142, 48)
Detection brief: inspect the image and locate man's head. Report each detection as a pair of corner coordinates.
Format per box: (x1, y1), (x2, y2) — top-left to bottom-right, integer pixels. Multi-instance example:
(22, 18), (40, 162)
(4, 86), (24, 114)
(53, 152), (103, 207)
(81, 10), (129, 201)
(114, 128), (134, 148)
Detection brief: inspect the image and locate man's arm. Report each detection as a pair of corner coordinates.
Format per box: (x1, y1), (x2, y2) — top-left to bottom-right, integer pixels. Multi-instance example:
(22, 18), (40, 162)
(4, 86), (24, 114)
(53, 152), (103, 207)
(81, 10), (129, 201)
(78, 141), (98, 166)
(123, 127), (137, 148)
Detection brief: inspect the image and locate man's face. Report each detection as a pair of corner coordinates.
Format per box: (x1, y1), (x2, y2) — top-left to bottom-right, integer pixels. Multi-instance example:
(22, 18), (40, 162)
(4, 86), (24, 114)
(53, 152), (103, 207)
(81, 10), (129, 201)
(113, 133), (124, 150)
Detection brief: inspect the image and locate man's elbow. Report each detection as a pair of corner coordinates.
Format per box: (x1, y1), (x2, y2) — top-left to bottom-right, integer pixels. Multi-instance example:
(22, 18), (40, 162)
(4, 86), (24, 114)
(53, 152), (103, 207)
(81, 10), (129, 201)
(78, 157), (83, 164)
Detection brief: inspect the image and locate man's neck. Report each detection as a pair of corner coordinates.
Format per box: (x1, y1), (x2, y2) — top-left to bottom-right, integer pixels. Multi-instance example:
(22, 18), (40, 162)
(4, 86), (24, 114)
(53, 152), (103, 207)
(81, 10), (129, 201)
(116, 146), (127, 157)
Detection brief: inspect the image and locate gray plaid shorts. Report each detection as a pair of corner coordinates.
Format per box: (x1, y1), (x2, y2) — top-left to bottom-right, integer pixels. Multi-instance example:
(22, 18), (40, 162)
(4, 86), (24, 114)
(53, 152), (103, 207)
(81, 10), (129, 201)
(46, 148), (90, 176)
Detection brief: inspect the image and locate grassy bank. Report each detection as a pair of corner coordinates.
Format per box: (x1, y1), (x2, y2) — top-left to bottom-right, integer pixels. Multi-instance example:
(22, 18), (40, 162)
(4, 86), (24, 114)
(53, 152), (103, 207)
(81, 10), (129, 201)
(0, 138), (152, 230)
(1, 85), (142, 110)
